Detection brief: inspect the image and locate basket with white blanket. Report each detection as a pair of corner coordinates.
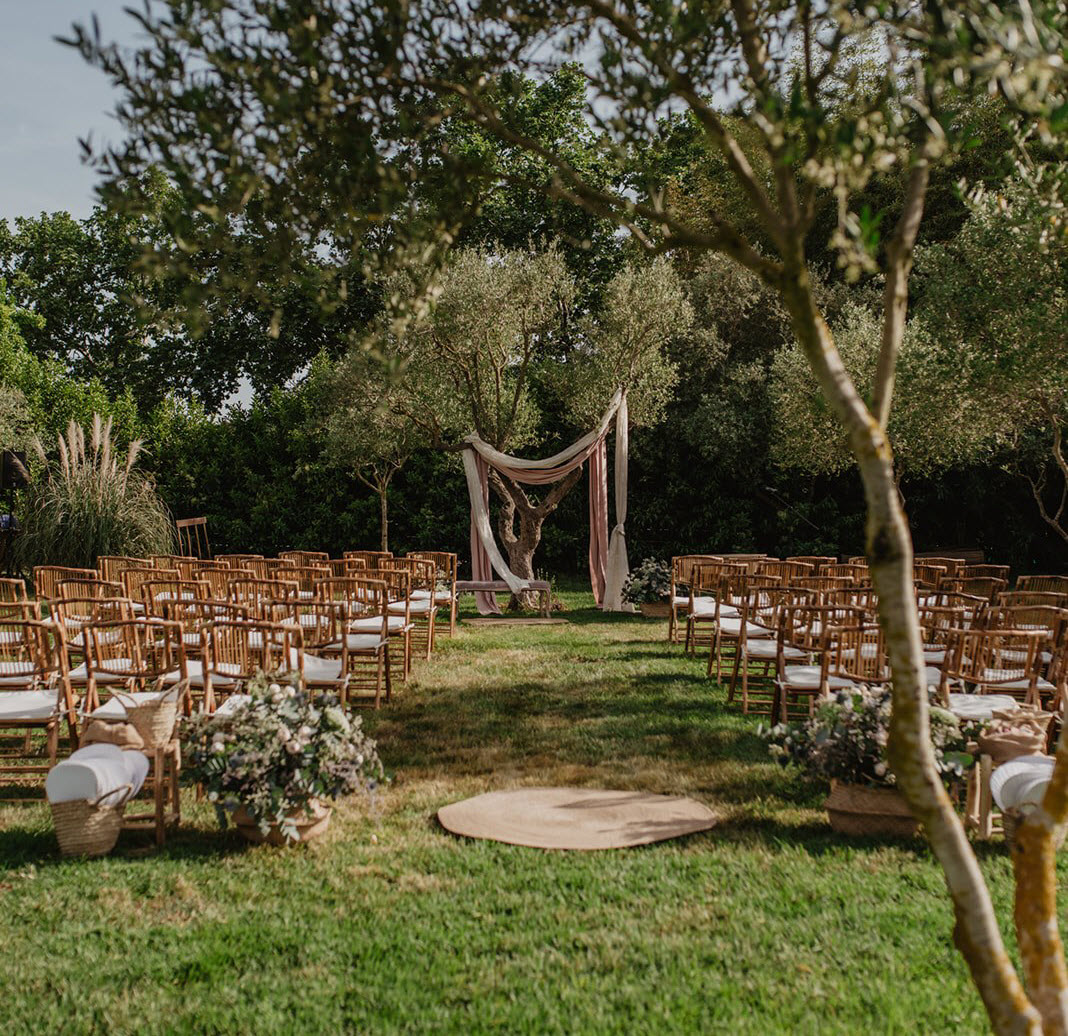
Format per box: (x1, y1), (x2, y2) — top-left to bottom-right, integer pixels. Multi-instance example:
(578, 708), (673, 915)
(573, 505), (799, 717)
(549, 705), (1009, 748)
(46, 744), (150, 857)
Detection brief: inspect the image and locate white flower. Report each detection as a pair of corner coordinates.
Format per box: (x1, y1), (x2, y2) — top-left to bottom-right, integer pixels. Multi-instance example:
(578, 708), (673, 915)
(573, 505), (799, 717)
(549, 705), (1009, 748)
(874, 762), (887, 777)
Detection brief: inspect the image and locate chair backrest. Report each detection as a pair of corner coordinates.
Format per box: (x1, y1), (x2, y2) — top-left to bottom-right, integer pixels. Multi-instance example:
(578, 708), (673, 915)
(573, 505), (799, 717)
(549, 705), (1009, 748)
(0, 577), (27, 604)
(216, 554), (265, 570)
(794, 574), (857, 593)
(267, 599), (351, 650)
(315, 576), (389, 616)
(997, 590), (1068, 610)
(83, 617), (187, 688)
(52, 597), (134, 646)
(408, 551), (458, 587)
(940, 576), (1008, 603)
(755, 560), (815, 583)
(227, 577), (298, 614)
(913, 563), (949, 590)
(0, 620), (71, 711)
(915, 556), (966, 578)
(383, 557), (436, 593)
(282, 565), (332, 596)
(175, 516), (211, 560)
(917, 603), (969, 648)
(781, 603), (863, 654)
(941, 627), (1049, 699)
(343, 550), (393, 571)
(122, 566), (181, 602)
(33, 565), (96, 601)
(193, 565), (252, 599)
(821, 623), (889, 685)
(671, 555), (722, 594)
(1016, 574), (1068, 595)
(204, 619), (301, 684)
(97, 556), (152, 583)
(55, 578), (124, 602)
(980, 605), (1068, 642)
(825, 586), (879, 616)
(786, 556), (837, 569)
(959, 564), (1010, 582)
(141, 578), (211, 617)
(279, 549), (331, 566)
(822, 562), (869, 583)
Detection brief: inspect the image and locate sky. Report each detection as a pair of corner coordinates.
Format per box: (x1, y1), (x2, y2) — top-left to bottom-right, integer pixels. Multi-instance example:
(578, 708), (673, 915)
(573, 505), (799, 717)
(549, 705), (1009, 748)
(0, 1), (142, 224)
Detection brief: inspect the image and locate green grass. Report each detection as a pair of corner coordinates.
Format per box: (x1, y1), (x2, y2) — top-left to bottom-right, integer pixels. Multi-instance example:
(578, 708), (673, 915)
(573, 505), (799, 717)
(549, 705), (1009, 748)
(0, 587), (1048, 1033)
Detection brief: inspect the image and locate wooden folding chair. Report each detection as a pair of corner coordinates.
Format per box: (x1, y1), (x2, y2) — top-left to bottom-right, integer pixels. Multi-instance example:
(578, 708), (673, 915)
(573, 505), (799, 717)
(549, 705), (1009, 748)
(408, 551), (459, 636)
(175, 516), (211, 560)
(199, 619), (298, 711)
(266, 600), (354, 702)
(0, 619), (78, 777)
(1016, 575), (1068, 595)
(384, 558), (438, 660)
(227, 577), (298, 616)
(668, 554), (721, 645)
(97, 556), (152, 583)
(938, 627), (1052, 708)
(33, 566), (96, 602)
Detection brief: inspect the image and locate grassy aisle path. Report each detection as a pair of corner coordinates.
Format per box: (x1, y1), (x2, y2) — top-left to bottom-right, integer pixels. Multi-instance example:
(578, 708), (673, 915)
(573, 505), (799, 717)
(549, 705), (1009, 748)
(0, 590), (1040, 1033)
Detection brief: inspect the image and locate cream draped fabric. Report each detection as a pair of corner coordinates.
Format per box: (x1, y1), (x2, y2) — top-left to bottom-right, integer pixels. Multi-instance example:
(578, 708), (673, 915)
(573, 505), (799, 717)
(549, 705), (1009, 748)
(463, 389), (630, 614)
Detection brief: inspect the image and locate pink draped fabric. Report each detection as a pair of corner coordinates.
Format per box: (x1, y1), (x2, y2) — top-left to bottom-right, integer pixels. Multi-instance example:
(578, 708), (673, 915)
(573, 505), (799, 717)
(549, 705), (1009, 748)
(588, 438), (608, 607)
(469, 453), (502, 615)
(469, 432), (611, 613)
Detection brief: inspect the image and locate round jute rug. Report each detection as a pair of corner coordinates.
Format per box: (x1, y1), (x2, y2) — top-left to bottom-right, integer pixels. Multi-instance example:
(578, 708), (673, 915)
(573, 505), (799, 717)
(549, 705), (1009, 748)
(436, 787), (718, 850)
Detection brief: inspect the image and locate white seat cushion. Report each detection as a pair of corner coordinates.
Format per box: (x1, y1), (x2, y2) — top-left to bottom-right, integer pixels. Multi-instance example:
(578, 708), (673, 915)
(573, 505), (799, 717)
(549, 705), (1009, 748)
(718, 617), (773, 637)
(411, 590), (454, 604)
(68, 659), (135, 684)
(778, 666), (856, 691)
(90, 688), (171, 720)
(162, 660), (241, 688)
(988, 677), (1055, 693)
(743, 639), (806, 661)
(213, 693), (252, 716)
(290, 651), (344, 684)
(0, 661), (40, 686)
(690, 599), (739, 619)
(46, 743), (149, 804)
(327, 634), (387, 652)
(947, 693), (1020, 721)
(349, 615), (409, 633)
(388, 599), (436, 616)
(0, 688), (61, 720)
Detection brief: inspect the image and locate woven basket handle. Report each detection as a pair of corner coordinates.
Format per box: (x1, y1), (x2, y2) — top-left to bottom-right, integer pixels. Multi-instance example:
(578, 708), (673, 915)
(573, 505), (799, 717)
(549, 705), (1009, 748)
(90, 783), (134, 809)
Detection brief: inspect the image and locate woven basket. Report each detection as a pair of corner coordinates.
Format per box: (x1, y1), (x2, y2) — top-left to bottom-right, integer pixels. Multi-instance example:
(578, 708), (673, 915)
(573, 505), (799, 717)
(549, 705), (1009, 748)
(51, 784), (133, 858)
(824, 780), (919, 838)
(114, 680), (186, 752)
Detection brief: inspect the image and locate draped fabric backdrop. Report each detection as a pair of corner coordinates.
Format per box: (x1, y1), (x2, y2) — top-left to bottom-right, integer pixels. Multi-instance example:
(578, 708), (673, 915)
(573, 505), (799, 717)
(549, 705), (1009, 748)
(462, 390), (630, 615)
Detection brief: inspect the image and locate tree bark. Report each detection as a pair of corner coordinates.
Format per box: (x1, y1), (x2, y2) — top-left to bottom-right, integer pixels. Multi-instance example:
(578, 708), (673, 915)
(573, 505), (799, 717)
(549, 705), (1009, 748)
(378, 483), (389, 553)
(489, 466), (583, 610)
(779, 271), (1042, 1035)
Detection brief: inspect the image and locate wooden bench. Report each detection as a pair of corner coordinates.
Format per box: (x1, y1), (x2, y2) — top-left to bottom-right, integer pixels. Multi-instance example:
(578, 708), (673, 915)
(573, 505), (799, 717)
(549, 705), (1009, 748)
(455, 579), (552, 617)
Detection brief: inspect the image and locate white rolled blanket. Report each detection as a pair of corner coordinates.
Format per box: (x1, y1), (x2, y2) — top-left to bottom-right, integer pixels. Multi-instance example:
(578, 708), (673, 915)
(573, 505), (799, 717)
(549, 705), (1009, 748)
(46, 743), (150, 805)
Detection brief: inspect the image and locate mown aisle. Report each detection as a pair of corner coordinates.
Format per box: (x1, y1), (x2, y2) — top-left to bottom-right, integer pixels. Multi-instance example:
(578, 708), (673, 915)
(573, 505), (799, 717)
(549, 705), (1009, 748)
(0, 593), (1030, 1034)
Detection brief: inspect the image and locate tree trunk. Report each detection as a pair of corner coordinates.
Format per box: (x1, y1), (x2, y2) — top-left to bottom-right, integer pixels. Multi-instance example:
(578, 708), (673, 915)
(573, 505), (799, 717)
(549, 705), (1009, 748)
(378, 483), (389, 553)
(489, 466), (583, 610)
(779, 274), (1042, 1034)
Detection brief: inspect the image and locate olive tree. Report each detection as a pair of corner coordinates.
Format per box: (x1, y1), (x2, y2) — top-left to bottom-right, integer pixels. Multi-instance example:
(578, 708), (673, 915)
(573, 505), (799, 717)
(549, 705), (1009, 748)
(327, 247), (687, 592)
(71, 2), (1066, 1028)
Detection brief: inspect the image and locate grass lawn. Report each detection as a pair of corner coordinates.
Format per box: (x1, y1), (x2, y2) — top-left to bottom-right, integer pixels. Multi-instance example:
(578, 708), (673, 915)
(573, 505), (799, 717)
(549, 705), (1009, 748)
(0, 586), (1049, 1033)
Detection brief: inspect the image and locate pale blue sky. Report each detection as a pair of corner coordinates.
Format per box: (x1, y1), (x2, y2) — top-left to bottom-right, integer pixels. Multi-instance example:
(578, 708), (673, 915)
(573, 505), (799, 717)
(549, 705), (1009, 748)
(0, 1), (142, 223)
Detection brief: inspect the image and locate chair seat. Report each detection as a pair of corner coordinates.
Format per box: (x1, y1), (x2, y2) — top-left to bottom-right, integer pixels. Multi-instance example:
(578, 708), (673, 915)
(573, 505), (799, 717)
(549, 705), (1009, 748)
(0, 688), (61, 721)
(388, 600), (436, 616)
(68, 659), (136, 684)
(350, 615), (409, 633)
(162, 660), (241, 688)
(411, 590), (454, 605)
(743, 639), (806, 661)
(718, 617), (772, 637)
(289, 650), (345, 684)
(691, 599), (739, 619)
(90, 689), (171, 720)
(947, 693), (1020, 721)
(923, 648), (946, 665)
(987, 677), (1055, 693)
(778, 666), (855, 691)
(326, 634), (388, 652)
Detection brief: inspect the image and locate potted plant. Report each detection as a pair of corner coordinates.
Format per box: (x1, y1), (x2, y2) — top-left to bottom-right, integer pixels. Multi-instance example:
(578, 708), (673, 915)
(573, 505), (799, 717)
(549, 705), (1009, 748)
(622, 557), (672, 617)
(181, 671), (383, 845)
(763, 687), (977, 838)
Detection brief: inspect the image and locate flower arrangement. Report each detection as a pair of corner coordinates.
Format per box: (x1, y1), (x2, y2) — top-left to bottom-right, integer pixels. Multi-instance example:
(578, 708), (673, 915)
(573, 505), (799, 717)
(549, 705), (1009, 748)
(181, 670), (383, 841)
(763, 686), (978, 788)
(622, 557), (672, 605)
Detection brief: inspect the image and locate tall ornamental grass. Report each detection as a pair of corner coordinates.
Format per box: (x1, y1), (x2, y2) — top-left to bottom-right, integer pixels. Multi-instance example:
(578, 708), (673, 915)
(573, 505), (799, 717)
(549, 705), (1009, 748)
(16, 414), (175, 571)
